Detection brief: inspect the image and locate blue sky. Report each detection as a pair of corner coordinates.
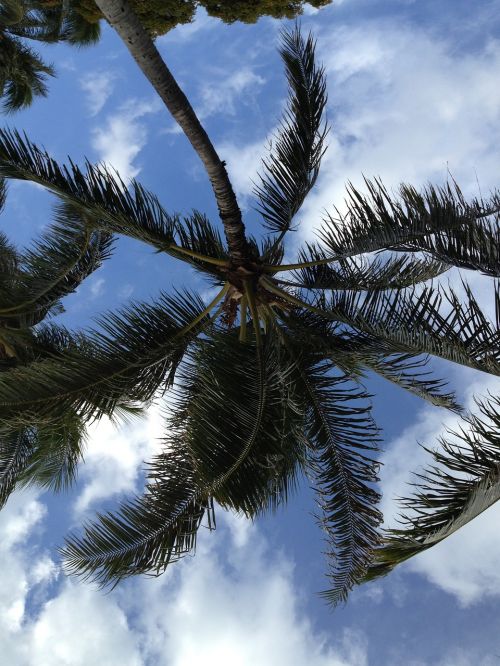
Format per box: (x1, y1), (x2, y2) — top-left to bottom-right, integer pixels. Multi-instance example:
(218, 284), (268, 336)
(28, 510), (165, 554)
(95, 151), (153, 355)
(2, 0), (500, 664)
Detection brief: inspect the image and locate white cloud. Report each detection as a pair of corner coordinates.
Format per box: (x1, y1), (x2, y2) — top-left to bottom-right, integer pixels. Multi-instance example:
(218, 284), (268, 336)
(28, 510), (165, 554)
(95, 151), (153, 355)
(379, 372), (500, 606)
(89, 276), (105, 299)
(91, 99), (160, 181)
(0, 490), (46, 657)
(0, 493), (368, 666)
(30, 585), (142, 666)
(80, 71), (116, 116)
(218, 20), (500, 243)
(74, 405), (165, 515)
(297, 24), (500, 236)
(218, 137), (265, 201)
(112, 515), (369, 666)
(198, 68), (265, 119)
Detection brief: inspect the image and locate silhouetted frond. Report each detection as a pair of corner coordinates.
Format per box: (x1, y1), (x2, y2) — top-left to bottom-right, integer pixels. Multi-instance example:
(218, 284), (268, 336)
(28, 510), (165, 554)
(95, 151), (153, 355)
(0, 130), (179, 251)
(317, 281), (500, 375)
(277, 330), (382, 605)
(62, 443), (211, 587)
(365, 394), (500, 581)
(291, 245), (449, 290)
(255, 26), (328, 238)
(0, 290), (214, 424)
(320, 180), (500, 276)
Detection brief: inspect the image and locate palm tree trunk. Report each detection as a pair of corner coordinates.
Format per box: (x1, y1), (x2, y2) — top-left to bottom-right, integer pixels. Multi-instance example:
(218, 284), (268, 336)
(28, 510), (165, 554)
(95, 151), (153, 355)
(93, 0), (251, 266)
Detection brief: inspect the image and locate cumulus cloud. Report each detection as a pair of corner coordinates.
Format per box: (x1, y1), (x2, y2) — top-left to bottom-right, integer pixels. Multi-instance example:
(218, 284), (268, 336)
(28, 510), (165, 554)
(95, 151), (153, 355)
(80, 70), (116, 116)
(0, 490), (49, 662)
(0, 492), (367, 666)
(91, 99), (160, 181)
(74, 404), (165, 515)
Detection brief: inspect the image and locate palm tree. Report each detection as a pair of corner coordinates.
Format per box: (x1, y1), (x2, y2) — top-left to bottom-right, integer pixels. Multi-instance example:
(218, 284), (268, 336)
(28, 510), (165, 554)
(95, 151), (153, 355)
(0, 25), (499, 605)
(0, 0), (99, 112)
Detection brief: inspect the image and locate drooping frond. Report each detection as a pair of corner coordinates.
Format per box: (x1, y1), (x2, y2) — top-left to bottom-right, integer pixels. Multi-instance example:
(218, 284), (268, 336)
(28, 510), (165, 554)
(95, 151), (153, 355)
(6, 1), (100, 46)
(0, 130), (182, 252)
(0, 35), (54, 112)
(179, 329), (306, 515)
(0, 289), (220, 425)
(0, 426), (36, 508)
(276, 329), (382, 605)
(365, 394), (500, 582)
(0, 0), (24, 26)
(255, 26), (328, 239)
(61, 327), (307, 587)
(0, 216), (113, 324)
(16, 410), (87, 492)
(319, 180), (500, 276)
(316, 281), (500, 376)
(62, 443), (212, 587)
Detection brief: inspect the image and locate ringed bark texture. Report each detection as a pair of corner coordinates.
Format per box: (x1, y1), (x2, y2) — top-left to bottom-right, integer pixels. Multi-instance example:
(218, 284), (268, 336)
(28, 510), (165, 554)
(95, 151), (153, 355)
(94, 0), (251, 265)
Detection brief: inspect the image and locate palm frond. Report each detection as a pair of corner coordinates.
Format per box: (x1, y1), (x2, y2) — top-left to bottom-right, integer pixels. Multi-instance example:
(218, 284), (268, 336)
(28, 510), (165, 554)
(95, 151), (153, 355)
(0, 130), (180, 251)
(179, 329), (306, 515)
(0, 289), (218, 424)
(61, 327), (307, 587)
(319, 180), (500, 276)
(174, 211), (228, 280)
(277, 307), (460, 410)
(255, 26), (328, 240)
(279, 332), (382, 604)
(0, 426), (36, 508)
(17, 410), (87, 492)
(365, 394), (500, 581)
(316, 281), (500, 376)
(0, 217), (113, 323)
(291, 245), (450, 290)
(62, 444), (212, 587)
(0, 35), (54, 112)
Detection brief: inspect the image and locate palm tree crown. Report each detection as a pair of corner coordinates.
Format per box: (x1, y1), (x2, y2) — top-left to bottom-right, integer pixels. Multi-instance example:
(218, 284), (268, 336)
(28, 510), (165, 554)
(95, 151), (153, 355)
(0, 26), (499, 606)
(0, 0), (99, 112)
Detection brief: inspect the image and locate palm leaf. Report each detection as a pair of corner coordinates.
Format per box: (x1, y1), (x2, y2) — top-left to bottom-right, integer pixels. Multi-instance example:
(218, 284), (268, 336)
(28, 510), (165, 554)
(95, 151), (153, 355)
(0, 35), (54, 112)
(279, 331), (382, 604)
(314, 281), (500, 376)
(255, 26), (328, 239)
(62, 443), (212, 586)
(17, 410), (87, 492)
(319, 179), (500, 276)
(0, 426), (36, 508)
(0, 129), (180, 251)
(0, 289), (220, 424)
(0, 218), (113, 324)
(61, 328), (307, 587)
(364, 394), (500, 581)
(290, 246), (450, 290)
(281, 308), (460, 410)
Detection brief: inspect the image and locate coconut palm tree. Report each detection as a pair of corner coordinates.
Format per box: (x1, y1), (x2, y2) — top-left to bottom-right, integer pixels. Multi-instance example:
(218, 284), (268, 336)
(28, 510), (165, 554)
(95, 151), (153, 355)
(0, 0), (99, 112)
(0, 26), (499, 605)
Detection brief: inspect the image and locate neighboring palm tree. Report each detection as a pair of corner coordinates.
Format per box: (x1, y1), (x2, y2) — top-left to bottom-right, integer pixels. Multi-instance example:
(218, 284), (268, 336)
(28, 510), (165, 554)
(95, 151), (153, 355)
(0, 0), (99, 112)
(0, 26), (499, 605)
